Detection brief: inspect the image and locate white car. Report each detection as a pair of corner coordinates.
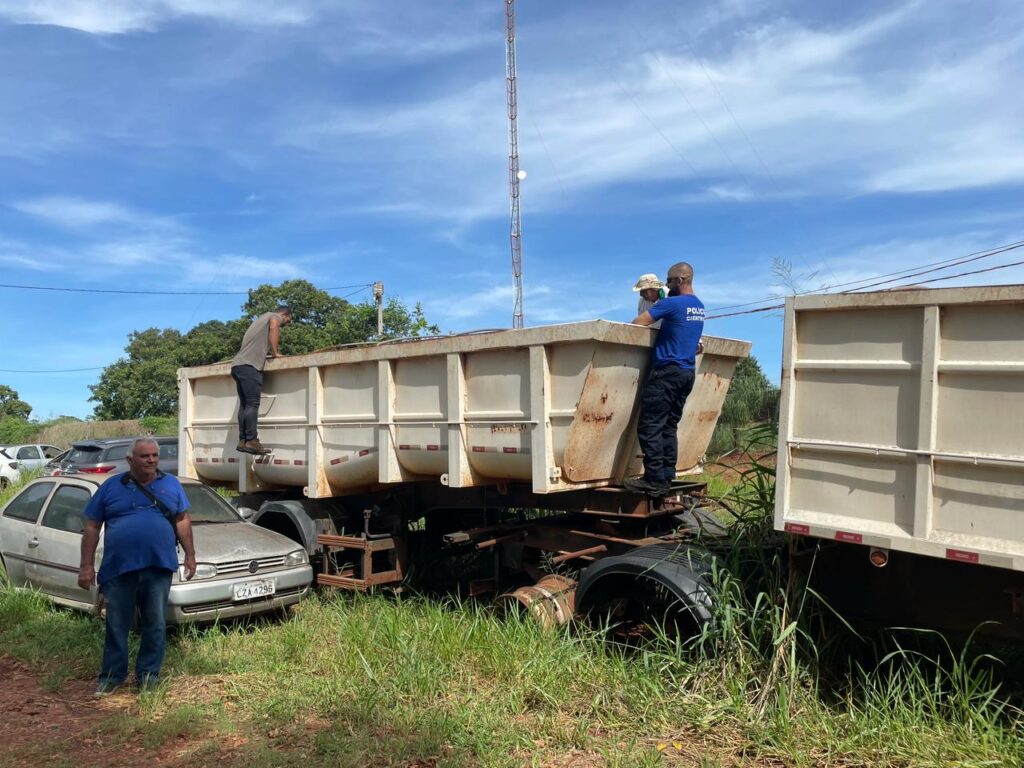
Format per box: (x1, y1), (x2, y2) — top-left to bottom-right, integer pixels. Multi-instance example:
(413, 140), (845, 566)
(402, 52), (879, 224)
(0, 475), (313, 623)
(0, 444), (63, 488)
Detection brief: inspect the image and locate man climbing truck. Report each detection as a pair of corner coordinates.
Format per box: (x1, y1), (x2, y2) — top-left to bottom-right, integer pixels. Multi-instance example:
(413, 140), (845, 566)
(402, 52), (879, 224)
(231, 306), (293, 455)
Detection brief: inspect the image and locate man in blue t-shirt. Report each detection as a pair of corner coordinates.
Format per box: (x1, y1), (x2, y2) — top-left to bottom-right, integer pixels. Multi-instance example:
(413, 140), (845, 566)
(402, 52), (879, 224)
(625, 261), (705, 496)
(78, 438), (196, 696)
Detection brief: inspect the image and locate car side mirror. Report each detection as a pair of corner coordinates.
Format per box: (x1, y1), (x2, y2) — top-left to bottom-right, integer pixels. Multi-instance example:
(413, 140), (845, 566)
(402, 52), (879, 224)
(237, 506), (257, 522)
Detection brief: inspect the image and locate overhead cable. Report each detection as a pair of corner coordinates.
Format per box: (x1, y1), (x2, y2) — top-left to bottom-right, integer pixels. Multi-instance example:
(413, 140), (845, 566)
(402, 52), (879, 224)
(705, 253), (1024, 321)
(0, 282), (374, 296)
(705, 239), (1024, 313)
(0, 366), (107, 373)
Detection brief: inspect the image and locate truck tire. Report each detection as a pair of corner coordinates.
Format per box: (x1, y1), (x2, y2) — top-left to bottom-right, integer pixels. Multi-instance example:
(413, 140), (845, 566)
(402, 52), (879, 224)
(575, 543), (718, 642)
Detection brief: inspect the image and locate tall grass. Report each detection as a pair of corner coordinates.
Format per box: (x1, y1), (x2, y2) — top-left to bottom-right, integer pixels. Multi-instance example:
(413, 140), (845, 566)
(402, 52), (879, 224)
(0, 443), (1021, 766)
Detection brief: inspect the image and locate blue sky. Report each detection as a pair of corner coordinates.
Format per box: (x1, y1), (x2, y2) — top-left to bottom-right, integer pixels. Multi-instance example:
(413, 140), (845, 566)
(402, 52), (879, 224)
(1, 0), (1022, 418)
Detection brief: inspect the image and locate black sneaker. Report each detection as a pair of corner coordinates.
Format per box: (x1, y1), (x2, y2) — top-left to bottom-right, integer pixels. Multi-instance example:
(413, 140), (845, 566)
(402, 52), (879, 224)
(624, 476), (666, 495)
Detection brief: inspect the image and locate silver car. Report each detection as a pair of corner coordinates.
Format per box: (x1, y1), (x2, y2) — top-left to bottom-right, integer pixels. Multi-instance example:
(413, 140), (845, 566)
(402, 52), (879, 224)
(0, 475), (313, 623)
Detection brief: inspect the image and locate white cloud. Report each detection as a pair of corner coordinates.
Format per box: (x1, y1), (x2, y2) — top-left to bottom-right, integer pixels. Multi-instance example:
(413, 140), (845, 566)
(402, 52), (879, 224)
(10, 197), (151, 229)
(0, 238), (66, 272)
(0, 0), (317, 34)
(271, 1), (1024, 223)
(183, 254), (305, 288)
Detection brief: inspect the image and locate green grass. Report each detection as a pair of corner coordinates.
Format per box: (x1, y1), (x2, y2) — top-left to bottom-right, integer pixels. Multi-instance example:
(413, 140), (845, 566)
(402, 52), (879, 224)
(0, 585), (1020, 767)
(1, 451), (1022, 766)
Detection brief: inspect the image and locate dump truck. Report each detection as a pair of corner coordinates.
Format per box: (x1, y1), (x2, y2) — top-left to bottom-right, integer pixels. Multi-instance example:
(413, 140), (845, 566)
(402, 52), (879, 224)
(178, 320), (750, 629)
(775, 286), (1024, 640)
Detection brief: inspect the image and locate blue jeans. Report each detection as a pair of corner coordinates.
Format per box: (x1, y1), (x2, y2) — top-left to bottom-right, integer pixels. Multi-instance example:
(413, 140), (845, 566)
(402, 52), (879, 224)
(99, 567), (173, 687)
(636, 365), (696, 483)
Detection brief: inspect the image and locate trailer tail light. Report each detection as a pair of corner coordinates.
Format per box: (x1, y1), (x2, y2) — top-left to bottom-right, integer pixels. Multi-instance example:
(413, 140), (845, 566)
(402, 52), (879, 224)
(79, 465), (116, 474)
(869, 547), (889, 568)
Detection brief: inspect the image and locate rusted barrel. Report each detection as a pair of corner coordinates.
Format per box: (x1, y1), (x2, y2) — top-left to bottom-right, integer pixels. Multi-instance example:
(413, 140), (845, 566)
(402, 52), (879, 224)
(497, 574), (576, 629)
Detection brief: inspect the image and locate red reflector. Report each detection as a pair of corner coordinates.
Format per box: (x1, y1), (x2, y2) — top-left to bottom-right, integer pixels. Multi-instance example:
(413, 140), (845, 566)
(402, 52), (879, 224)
(471, 446), (485, 452)
(835, 531), (863, 544)
(273, 459), (285, 465)
(294, 460), (305, 466)
(330, 457), (343, 465)
(502, 447), (518, 454)
(398, 444), (411, 450)
(946, 548), (979, 564)
(426, 445), (439, 451)
(358, 449), (370, 457)
(80, 466), (116, 474)
(784, 523), (810, 535)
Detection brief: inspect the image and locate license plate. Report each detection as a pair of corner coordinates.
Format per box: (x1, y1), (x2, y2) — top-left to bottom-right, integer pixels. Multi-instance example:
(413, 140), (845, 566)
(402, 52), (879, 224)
(233, 580), (275, 601)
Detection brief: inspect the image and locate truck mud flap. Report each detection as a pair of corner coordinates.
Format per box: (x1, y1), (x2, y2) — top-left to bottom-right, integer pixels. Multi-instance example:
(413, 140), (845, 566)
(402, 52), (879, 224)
(575, 543), (718, 640)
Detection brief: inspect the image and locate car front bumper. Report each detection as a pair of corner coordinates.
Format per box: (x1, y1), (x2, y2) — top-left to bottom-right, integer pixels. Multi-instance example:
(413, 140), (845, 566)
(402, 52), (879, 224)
(166, 564), (313, 623)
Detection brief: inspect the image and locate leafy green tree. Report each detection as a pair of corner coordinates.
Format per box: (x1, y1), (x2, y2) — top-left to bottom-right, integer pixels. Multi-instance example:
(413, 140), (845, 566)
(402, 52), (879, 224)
(90, 329), (183, 419)
(0, 384), (32, 420)
(89, 281), (440, 419)
(709, 356), (780, 456)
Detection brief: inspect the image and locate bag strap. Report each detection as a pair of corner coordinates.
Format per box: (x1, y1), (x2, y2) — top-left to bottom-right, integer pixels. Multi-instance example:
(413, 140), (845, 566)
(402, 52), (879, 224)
(120, 472), (180, 542)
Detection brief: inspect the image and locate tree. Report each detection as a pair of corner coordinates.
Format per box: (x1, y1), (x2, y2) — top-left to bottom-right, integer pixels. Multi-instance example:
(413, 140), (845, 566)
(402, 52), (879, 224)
(89, 329), (183, 419)
(89, 281), (441, 419)
(709, 356), (780, 456)
(0, 384), (32, 420)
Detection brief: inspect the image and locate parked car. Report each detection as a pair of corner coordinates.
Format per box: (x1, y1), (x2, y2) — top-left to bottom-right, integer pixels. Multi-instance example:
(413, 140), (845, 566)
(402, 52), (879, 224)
(0, 475), (313, 623)
(56, 437), (178, 477)
(43, 448), (69, 475)
(0, 444), (63, 488)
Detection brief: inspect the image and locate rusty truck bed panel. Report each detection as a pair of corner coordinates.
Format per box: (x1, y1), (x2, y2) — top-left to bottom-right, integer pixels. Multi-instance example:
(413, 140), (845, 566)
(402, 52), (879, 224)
(179, 319), (750, 497)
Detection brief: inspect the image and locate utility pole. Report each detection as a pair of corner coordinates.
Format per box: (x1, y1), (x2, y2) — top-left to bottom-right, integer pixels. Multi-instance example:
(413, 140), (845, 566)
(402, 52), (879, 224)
(505, 0), (525, 329)
(372, 281), (384, 338)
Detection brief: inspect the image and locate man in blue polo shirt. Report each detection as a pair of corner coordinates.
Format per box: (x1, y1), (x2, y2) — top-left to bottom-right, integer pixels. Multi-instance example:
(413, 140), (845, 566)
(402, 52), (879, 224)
(78, 438), (196, 695)
(626, 261), (705, 496)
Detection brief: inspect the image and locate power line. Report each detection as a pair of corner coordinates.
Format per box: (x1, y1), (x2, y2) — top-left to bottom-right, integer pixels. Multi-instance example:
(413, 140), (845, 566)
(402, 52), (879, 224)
(705, 304), (784, 320)
(843, 241), (1024, 293)
(865, 257), (1024, 291)
(0, 282), (374, 296)
(705, 252), (1024, 321)
(0, 366), (106, 373)
(648, 48), (747, 181)
(705, 239), (1024, 313)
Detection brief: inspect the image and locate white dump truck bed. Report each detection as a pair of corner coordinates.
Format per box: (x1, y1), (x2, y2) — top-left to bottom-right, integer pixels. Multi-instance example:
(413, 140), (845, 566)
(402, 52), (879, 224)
(179, 320), (750, 497)
(775, 285), (1024, 572)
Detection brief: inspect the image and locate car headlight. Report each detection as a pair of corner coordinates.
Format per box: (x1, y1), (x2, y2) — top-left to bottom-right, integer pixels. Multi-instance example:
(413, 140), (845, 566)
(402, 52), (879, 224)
(179, 563), (218, 580)
(284, 549), (309, 567)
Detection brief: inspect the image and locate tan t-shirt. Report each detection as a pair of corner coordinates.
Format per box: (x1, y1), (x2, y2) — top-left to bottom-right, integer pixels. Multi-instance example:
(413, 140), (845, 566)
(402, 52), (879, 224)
(233, 312), (277, 371)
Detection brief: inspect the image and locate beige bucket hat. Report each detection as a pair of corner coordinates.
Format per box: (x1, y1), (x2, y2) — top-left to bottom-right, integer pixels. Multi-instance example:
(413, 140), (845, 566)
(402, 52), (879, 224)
(632, 273), (664, 291)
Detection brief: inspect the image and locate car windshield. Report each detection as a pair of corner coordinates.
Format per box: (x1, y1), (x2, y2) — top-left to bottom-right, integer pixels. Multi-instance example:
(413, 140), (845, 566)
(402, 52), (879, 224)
(65, 445), (104, 465)
(181, 485), (242, 524)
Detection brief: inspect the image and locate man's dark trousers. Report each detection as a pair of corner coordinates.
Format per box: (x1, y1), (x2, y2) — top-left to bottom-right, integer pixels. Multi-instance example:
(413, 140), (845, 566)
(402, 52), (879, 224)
(231, 364), (262, 442)
(636, 365), (696, 484)
(99, 566), (173, 687)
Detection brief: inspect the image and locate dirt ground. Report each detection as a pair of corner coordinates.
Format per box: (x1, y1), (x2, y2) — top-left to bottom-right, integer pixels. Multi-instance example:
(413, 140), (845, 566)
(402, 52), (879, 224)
(0, 657), (230, 768)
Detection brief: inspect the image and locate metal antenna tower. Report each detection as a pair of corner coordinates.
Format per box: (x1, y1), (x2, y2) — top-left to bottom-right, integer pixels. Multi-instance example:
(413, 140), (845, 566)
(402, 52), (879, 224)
(505, 0), (524, 329)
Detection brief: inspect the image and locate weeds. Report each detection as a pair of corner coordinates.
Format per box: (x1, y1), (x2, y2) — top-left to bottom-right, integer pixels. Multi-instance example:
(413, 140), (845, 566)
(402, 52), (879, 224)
(0, 432), (1021, 766)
